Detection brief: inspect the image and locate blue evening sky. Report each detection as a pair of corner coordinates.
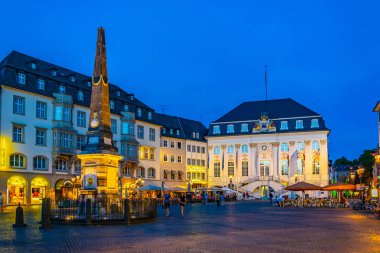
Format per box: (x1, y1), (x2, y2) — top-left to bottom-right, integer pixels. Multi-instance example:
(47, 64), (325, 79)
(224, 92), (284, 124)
(1, 1), (379, 161)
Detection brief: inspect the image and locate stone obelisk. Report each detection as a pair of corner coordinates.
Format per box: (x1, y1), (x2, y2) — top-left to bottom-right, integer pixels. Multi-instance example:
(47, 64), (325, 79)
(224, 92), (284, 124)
(77, 27), (123, 200)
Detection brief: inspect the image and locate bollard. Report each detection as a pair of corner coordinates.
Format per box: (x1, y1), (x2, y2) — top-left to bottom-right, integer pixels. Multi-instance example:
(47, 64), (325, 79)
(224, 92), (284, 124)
(85, 199), (92, 225)
(151, 200), (157, 219)
(124, 199), (130, 224)
(13, 203), (27, 227)
(39, 198), (52, 229)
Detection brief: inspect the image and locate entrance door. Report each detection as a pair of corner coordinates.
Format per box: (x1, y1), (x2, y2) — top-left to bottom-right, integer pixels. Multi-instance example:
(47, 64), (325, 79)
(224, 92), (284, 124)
(260, 186), (269, 198)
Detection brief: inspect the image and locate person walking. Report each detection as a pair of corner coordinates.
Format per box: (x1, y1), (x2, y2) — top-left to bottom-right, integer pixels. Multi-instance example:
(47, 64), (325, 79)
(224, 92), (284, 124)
(163, 191), (171, 217)
(216, 193), (221, 207)
(269, 192), (273, 204)
(0, 192), (3, 212)
(178, 193), (186, 217)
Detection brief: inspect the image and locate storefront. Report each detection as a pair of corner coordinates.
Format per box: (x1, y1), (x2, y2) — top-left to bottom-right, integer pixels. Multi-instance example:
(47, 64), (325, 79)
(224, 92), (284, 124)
(7, 176), (27, 205)
(31, 177), (49, 204)
(55, 179), (75, 200)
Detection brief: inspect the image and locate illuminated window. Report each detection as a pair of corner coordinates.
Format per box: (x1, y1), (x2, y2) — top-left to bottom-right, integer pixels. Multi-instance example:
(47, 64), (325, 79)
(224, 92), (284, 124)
(241, 124), (248, 133)
(36, 101), (47, 119)
(312, 159), (320, 174)
(281, 121), (288, 130)
(33, 156), (47, 170)
(214, 146), (221, 154)
(10, 154), (26, 168)
(281, 160), (289, 175)
(77, 91), (84, 101)
(227, 124), (234, 133)
(13, 96), (25, 115)
(17, 73), (26, 85)
(58, 85), (66, 94)
(296, 142), (304, 151)
(281, 143), (289, 152)
(297, 159), (304, 175)
(37, 79), (45, 90)
(311, 119), (319, 128)
(296, 120), (303, 129)
(213, 125), (220, 134)
(312, 141), (320, 151)
(214, 162), (220, 177)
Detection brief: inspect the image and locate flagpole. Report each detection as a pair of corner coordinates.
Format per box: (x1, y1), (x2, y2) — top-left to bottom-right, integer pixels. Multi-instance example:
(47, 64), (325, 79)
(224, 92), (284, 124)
(265, 65), (268, 101)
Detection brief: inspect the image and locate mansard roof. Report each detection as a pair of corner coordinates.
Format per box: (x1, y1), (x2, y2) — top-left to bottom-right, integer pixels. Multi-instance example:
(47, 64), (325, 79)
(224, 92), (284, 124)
(213, 98), (320, 123)
(208, 98), (329, 137)
(0, 50), (152, 114)
(154, 113), (207, 142)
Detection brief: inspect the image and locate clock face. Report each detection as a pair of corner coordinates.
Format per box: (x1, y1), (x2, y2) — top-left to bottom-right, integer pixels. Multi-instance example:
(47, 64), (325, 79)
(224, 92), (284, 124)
(262, 145), (267, 151)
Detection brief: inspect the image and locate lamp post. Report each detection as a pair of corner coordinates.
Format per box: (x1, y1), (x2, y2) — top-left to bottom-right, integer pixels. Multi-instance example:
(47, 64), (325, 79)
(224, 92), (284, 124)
(357, 167), (365, 199)
(135, 177), (145, 199)
(71, 175), (81, 200)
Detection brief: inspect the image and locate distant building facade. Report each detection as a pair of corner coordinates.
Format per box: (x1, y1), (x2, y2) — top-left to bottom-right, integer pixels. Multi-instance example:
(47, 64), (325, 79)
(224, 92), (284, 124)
(206, 99), (330, 198)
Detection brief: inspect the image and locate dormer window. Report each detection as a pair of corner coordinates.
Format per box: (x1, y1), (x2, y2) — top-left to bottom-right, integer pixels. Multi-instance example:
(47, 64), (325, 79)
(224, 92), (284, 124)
(58, 85), (66, 94)
(196, 133), (199, 139)
(116, 91), (120, 97)
(227, 124), (234, 133)
(30, 63), (36, 70)
(137, 108), (142, 117)
(51, 70), (57, 76)
(169, 129), (173, 135)
(87, 81), (92, 87)
(312, 141), (320, 151)
(77, 91), (84, 101)
(17, 73), (26, 85)
(110, 100), (115, 109)
(148, 112), (152, 120)
(176, 129), (180, 135)
(37, 79), (45, 90)
(296, 120), (303, 129)
(281, 121), (288, 130)
(311, 119), (319, 128)
(213, 125), (220, 134)
(123, 104), (129, 112)
(69, 76), (76, 82)
(192, 132), (196, 138)
(130, 95), (134, 101)
(162, 128), (166, 134)
(296, 142), (304, 151)
(241, 123), (248, 133)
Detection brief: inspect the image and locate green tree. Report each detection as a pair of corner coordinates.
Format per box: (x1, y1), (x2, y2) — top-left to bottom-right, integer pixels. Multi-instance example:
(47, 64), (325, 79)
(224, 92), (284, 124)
(333, 156), (351, 167)
(358, 150), (375, 185)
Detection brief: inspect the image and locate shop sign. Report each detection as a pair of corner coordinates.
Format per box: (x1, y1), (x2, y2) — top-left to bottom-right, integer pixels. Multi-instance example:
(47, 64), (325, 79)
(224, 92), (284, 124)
(84, 174), (97, 190)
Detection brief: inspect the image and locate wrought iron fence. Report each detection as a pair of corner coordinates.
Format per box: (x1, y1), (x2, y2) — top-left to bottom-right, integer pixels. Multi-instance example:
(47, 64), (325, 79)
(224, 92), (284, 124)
(48, 198), (157, 225)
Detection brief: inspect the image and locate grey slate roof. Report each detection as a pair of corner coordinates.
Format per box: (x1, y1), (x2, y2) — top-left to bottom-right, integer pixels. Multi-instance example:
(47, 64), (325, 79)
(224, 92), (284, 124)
(213, 98), (319, 123)
(208, 98), (328, 137)
(0, 50), (153, 122)
(154, 113), (207, 142)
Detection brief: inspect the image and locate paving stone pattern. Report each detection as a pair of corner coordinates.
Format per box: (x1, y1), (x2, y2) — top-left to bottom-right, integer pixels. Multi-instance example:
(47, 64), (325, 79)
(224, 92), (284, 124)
(1, 201), (380, 253)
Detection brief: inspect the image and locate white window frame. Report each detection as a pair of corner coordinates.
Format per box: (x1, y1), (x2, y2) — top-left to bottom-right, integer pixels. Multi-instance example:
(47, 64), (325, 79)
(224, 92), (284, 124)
(227, 124), (234, 133)
(241, 123), (248, 133)
(213, 125), (220, 134)
(280, 121), (288, 130)
(296, 120), (303, 129)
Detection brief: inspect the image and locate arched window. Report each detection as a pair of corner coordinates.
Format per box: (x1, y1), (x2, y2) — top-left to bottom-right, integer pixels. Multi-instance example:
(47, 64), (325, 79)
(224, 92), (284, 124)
(214, 146), (221, 155)
(33, 156), (48, 170)
(148, 168), (156, 178)
(10, 153), (26, 168)
(312, 141), (320, 151)
(312, 159), (320, 175)
(228, 145), (234, 154)
(137, 167), (145, 178)
(228, 161), (234, 176)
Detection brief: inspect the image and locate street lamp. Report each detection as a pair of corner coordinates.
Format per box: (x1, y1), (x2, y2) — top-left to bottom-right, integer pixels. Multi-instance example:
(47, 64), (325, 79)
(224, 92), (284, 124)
(229, 175), (233, 189)
(71, 175), (81, 199)
(294, 172), (298, 183)
(357, 167), (365, 199)
(135, 177), (145, 199)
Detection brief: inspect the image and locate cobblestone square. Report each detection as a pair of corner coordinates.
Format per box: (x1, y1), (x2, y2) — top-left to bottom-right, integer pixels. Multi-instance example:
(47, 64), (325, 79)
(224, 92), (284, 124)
(1, 201), (380, 253)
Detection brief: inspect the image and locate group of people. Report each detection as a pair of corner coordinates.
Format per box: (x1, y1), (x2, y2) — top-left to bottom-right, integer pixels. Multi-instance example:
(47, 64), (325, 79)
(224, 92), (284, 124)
(162, 191), (227, 217)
